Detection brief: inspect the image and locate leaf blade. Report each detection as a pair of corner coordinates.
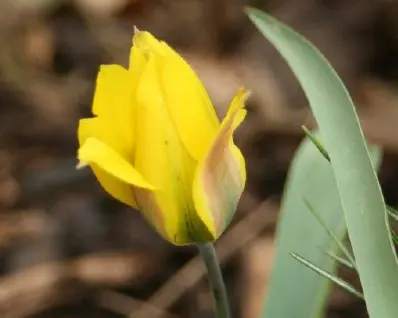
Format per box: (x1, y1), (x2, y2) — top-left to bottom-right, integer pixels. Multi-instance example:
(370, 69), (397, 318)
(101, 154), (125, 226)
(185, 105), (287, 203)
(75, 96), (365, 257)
(290, 252), (364, 300)
(246, 7), (398, 318)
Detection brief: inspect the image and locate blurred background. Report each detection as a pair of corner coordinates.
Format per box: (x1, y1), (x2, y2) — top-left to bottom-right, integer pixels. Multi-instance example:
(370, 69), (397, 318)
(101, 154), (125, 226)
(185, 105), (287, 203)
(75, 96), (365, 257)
(1, 0), (398, 317)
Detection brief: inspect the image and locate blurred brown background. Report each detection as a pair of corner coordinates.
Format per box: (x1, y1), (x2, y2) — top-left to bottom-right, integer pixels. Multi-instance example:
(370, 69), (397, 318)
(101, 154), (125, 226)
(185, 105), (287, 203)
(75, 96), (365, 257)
(1, 0), (398, 317)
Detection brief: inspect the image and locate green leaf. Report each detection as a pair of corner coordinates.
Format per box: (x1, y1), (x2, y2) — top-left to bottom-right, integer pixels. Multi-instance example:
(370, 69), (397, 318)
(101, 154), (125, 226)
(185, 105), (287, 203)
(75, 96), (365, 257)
(387, 205), (398, 221)
(255, 129), (381, 318)
(290, 253), (364, 300)
(390, 229), (398, 245)
(260, 135), (347, 318)
(323, 251), (356, 271)
(303, 198), (356, 270)
(246, 7), (398, 318)
(301, 125), (330, 161)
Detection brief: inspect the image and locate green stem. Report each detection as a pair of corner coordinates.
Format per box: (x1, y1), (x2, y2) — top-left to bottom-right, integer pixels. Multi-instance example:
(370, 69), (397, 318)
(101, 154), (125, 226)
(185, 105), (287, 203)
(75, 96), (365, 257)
(197, 243), (231, 318)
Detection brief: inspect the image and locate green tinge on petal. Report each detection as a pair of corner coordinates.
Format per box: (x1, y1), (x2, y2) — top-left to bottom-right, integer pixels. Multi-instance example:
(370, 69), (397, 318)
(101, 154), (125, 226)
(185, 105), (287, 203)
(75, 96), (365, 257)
(133, 188), (214, 245)
(193, 88), (248, 238)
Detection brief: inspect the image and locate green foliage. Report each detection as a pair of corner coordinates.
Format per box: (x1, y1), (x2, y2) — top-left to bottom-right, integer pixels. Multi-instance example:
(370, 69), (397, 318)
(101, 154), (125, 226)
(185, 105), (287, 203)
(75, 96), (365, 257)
(290, 252), (363, 300)
(256, 133), (349, 318)
(303, 198), (356, 270)
(246, 7), (398, 318)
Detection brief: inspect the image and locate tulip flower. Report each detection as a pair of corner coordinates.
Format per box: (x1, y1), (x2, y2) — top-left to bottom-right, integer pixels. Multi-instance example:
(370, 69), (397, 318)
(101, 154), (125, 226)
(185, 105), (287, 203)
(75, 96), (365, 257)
(77, 30), (248, 245)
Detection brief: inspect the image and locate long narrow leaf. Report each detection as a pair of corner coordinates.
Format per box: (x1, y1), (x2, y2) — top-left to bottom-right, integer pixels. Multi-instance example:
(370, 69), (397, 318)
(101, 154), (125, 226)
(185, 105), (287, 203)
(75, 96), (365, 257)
(256, 130), (380, 318)
(324, 251), (356, 271)
(387, 205), (398, 221)
(301, 125), (330, 161)
(303, 198), (356, 270)
(390, 230), (398, 245)
(290, 253), (364, 300)
(264, 134), (346, 318)
(246, 7), (398, 318)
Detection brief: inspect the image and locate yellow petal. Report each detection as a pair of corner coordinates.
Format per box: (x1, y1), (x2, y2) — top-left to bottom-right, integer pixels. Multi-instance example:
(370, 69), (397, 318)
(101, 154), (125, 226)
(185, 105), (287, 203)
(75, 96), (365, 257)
(78, 117), (98, 146)
(77, 136), (155, 208)
(78, 117), (116, 150)
(78, 137), (156, 190)
(129, 41), (147, 85)
(158, 52), (220, 161)
(91, 65), (135, 153)
(192, 88), (249, 238)
(133, 31), (220, 160)
(78, 64), (143, 208)
(133, 55), (212, 245)
(89, 164), (138, 207)
(132, 31), (166, 56)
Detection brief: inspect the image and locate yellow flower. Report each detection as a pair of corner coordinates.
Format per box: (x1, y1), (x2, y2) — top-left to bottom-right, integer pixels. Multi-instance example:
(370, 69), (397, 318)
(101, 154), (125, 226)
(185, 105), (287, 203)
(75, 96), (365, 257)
(77, 30), (248, 245)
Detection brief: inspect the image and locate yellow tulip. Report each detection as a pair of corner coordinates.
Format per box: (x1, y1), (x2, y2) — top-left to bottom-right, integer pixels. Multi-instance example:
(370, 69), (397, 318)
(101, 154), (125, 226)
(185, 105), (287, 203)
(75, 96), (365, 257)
(77, 30), (248, 245)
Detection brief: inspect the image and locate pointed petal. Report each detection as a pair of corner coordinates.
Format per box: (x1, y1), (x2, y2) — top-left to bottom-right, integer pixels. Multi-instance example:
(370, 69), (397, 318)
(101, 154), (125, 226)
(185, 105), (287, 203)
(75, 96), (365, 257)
(78, 117), (98, 146)
(133, 55), (213, 244)
(133, 31), (220, 161)
(89, 165), (137, 207)
(132, 31), (166, 55)
(91, 65), (135, 153)
(78, 117), (115, 149)
(77, 136), (155, 208)
(192, 88), (249, 238)
(78, 137), (156, 191)
(158, 52), (220, 161)
(129, 42), (147, 85)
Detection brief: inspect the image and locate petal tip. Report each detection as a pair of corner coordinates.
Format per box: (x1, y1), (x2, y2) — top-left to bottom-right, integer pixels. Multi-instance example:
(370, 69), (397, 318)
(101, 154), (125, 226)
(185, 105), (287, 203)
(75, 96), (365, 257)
(76, 160), (88, 169)
(238, 87), (252, 103)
